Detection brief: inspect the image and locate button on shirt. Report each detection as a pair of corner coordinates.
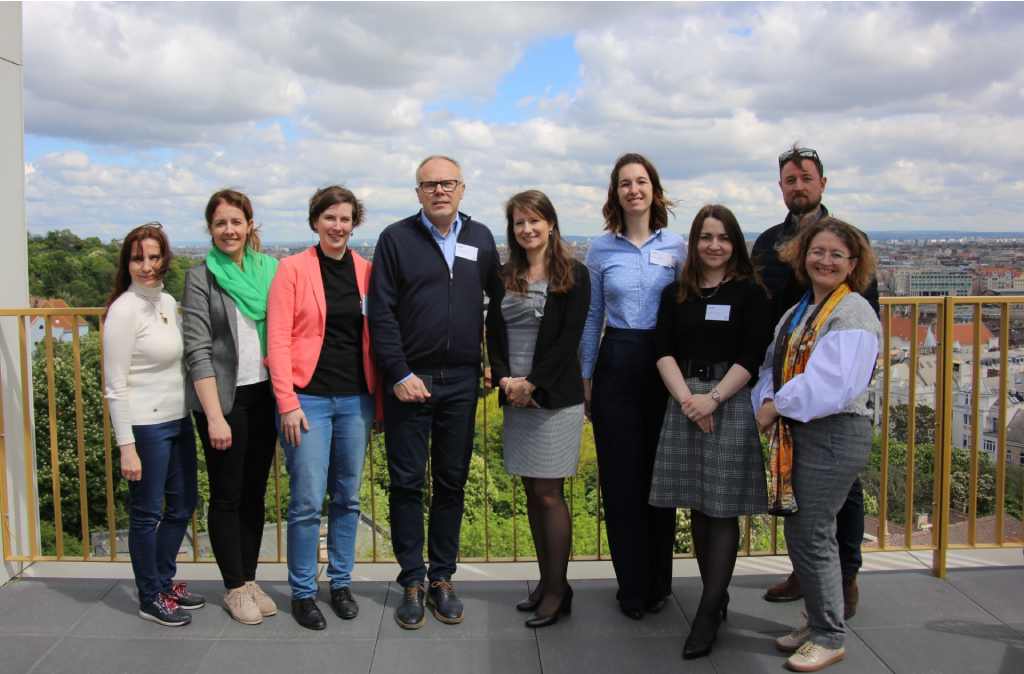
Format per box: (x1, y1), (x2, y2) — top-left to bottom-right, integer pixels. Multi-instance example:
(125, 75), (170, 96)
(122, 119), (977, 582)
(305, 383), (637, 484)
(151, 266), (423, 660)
(419, 210), (462, 275)
(580, 229), (686, 378)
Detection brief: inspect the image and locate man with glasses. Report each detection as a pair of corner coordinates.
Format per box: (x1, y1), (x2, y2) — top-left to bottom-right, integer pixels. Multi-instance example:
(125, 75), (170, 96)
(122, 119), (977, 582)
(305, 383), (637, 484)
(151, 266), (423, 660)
(369, 155), (502, 629)
(752, 145), (878, 620)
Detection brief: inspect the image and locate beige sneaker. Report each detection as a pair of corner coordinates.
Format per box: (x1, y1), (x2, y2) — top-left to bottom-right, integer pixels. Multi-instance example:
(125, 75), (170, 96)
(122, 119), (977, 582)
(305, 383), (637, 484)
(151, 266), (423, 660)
(247, 581), (278, 617)
(775, 622), (812, 653)
(224, 586), (262, 625)
(785, 642), (845, 672)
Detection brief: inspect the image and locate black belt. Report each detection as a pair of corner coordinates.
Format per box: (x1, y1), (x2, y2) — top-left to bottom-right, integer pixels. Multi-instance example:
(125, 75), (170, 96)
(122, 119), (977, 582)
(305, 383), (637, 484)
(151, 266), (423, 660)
(678, 360), (730, 382)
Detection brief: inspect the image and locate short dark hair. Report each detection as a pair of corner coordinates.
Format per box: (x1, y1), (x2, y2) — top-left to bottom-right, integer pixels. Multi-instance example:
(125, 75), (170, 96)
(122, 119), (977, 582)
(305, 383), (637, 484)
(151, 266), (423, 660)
(205, 188), (261, 251)
(602, 153), (674, 234)
(107, 223), (173, 309)
(676, 204), (759, 303)
(779, 216), (877, 293)
(779, 142), (825, 178)
(308, 185), (364, 231)
(503, 190), (576, 294)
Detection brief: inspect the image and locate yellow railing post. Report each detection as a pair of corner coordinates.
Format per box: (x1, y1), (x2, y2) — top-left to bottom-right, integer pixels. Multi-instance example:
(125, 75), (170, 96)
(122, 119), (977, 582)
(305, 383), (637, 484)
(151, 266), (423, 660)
(933, 297), (955, 577)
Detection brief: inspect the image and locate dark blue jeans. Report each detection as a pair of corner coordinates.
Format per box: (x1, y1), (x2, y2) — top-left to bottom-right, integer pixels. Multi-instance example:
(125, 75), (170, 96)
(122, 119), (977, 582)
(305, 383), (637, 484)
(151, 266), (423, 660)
(128, 417), (198, 604)
(384, 368), (478, 587)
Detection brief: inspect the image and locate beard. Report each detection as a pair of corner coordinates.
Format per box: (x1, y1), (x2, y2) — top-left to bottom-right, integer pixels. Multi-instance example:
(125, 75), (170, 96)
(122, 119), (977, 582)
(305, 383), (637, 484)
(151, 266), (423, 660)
(787, 194), (822, 218)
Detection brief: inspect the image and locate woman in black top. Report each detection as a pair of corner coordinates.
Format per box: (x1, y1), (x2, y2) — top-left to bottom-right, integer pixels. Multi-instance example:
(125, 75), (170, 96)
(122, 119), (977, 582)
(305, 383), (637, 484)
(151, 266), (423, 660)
(649, 204), (772, 659)
(487, 190), (590, 628)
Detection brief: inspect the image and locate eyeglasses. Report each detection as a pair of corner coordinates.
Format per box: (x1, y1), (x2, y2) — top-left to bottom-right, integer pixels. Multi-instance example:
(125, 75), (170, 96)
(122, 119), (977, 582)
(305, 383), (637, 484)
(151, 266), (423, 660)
(142, 221), (163, 229)
(807, 247), (854, 262)
(778, 147), (820, 169)
(418, 180), (461, 193)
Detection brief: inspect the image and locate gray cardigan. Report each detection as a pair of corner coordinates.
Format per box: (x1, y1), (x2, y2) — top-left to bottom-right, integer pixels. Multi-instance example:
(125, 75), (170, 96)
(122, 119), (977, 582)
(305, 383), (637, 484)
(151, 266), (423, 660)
(181, 262), (241, 415)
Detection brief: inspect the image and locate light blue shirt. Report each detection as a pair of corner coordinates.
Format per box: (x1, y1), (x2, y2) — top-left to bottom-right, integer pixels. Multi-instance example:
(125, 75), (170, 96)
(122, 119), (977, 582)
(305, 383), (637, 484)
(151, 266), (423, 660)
(419, 210), (462, 275)
(580, 229), (687, 378)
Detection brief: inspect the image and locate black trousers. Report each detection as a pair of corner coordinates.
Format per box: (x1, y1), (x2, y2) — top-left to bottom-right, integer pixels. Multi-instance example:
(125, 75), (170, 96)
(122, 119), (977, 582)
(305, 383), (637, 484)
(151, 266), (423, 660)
(384, 367), (479, 587)
(194, 380), (277, 590)
(837, 477), (864, 579)
(591, 328), (676, 611)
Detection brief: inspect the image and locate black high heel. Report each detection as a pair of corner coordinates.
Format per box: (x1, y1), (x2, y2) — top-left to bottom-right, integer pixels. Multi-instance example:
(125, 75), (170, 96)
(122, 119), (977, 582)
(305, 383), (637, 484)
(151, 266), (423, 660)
(525, 586), (573, 628)
(682, 612), (721, 660)
(516, 584), (544, 612)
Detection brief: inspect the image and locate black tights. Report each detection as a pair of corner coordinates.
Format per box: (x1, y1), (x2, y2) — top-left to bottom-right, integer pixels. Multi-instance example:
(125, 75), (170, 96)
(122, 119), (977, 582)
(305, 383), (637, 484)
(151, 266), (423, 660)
(523, 477), (571, 616)
(691, 510), (739, 619)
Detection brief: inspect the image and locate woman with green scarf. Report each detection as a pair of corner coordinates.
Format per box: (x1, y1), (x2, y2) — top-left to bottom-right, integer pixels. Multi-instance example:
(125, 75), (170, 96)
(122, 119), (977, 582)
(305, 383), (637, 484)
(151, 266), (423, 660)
(182, 189), (280, 626)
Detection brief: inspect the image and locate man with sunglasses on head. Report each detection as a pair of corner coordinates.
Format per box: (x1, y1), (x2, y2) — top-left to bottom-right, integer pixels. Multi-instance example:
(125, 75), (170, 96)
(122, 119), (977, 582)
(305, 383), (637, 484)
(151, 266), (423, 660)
(369, 155), (502, 630)
(751, 145), (879, 621)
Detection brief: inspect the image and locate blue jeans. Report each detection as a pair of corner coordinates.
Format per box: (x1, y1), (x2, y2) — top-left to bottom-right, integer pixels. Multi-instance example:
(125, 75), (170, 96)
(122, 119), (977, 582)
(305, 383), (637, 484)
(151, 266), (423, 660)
(127, 417), (198, 604)
(280, 393), (372, 599)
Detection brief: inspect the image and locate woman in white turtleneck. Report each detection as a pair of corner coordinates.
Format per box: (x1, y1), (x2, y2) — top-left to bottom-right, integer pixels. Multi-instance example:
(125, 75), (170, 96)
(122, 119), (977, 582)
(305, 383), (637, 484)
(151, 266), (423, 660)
(103, 223), (204, 627)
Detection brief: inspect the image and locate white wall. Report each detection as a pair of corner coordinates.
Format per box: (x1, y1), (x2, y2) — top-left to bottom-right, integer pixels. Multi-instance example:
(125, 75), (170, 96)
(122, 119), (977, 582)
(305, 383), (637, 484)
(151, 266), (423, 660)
(0, 2), (29, 586)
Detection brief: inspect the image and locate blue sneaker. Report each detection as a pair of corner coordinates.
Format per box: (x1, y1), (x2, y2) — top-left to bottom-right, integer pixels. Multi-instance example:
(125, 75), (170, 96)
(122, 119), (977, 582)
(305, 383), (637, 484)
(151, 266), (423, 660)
(167, 582), (206, 610)
(139, 594), (191, 627)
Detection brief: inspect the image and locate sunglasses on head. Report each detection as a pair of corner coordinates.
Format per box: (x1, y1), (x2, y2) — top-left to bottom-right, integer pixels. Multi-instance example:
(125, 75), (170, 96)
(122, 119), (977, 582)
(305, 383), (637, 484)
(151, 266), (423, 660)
(778, 147), (820, 169)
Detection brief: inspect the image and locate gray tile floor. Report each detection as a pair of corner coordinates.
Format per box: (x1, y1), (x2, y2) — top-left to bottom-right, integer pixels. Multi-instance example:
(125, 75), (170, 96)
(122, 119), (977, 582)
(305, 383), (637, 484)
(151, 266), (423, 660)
(1, 569), (1022, 674)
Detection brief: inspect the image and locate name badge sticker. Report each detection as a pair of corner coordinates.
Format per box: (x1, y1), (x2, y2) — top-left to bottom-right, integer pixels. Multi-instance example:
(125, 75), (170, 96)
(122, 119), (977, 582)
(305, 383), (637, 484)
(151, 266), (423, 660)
(649, 249), (675, 268)
(455, 243), (479, 262)
(705, 304), (731, 322)
(361, 295), (368, 317)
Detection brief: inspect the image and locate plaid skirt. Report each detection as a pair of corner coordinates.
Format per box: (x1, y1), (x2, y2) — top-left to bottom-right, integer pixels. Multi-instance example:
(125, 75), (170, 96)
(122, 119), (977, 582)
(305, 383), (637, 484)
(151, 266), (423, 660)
(648, 378), (769, 517)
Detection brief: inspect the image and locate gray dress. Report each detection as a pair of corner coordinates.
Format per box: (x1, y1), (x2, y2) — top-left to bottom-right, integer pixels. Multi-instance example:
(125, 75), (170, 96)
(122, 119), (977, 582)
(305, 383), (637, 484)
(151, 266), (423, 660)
(501, 281), (584, 478)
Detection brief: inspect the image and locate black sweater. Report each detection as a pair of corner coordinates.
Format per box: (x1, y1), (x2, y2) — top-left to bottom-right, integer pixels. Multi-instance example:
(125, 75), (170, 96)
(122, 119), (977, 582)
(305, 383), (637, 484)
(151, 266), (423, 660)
(369, 212), (502, 388)
(486, 260), (591, 409)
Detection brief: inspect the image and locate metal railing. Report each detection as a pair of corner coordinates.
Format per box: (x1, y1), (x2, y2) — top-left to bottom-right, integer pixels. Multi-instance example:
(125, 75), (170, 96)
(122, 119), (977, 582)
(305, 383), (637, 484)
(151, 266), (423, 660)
(2, 298), (1022, 576)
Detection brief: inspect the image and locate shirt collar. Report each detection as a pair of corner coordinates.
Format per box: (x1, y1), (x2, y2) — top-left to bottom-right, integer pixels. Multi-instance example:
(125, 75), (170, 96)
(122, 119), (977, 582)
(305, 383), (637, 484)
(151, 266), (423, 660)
(419, 210), (462, 238)
(614, 228), (662, 247)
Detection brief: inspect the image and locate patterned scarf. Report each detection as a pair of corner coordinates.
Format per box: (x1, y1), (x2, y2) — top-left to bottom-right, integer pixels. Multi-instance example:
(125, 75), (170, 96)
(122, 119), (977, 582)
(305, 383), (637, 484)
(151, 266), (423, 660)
(766, 282), (851, 515)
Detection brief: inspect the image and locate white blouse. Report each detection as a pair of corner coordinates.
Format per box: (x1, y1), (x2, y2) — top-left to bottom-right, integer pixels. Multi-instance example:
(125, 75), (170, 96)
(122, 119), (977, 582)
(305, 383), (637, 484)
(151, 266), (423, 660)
(234, 306), (268, 386)
(103, 283), (186, 445)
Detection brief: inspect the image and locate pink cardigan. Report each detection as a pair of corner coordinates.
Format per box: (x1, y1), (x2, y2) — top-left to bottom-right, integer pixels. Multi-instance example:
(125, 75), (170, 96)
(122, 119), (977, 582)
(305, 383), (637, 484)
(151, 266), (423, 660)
(266, 246), (381, 418)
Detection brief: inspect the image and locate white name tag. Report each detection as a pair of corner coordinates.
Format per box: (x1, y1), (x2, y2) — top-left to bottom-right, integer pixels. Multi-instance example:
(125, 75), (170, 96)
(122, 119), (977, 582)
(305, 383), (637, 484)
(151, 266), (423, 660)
(361, 295), (368, 316)
(455, 243), (478, 261)
(705, 304), (731, 321)
(649, 249), (675, 268)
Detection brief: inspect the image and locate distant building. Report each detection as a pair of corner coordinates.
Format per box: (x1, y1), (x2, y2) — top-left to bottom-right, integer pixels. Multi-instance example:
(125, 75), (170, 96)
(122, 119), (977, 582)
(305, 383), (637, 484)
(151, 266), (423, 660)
(892, 268), (972, 296)
(29, 298), (89, 344)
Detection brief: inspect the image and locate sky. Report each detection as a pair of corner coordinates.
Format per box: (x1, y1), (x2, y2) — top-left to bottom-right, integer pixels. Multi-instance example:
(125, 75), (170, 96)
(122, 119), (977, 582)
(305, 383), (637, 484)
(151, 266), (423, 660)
(21, 1), (1024, 244)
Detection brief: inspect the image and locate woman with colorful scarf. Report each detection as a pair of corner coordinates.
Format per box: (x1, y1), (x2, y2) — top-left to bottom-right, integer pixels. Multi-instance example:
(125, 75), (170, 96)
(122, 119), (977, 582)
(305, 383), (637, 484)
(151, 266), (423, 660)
(752, 217), (881, 673)
(182, 189), (280, 625)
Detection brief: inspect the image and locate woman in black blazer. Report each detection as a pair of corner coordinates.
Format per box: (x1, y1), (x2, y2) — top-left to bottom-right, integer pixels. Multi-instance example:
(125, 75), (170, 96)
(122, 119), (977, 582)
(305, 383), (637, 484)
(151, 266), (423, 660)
(182, 189), (280, 625)
(487, 190), (590, 628)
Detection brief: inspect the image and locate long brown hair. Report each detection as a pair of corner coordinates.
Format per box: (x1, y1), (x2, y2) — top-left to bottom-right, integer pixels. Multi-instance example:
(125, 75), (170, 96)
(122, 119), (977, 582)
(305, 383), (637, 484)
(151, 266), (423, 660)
(602, 153), (674, 234)
(106, 223), (173, 309)
(677, 204), (757, 303)
(205, 188), (262, 252)
(778, 216), (877, 293)
(503, 190), (576, 294)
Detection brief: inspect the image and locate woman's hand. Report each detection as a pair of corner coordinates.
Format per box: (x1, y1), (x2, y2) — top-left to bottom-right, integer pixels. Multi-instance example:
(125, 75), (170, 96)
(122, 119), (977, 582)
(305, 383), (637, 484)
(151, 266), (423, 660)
(582, 378), (592, 420)
(505, 377), (536, 408)
(682, 394), (718, 422)
(206, 415), (232, 450)
(120, 443), (142, 481)
(756, 400), (779, 434)
(281, 408), (310, 447)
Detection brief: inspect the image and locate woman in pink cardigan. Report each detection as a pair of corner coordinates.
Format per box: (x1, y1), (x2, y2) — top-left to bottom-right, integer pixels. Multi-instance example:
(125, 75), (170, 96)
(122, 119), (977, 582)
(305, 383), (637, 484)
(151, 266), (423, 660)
(266, 185), (380, 631)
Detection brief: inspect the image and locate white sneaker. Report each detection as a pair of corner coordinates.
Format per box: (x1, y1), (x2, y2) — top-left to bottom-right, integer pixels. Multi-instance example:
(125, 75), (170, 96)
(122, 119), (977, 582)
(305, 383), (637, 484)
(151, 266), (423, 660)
(775, 622), (812, 653)
(247, 581), (278, 617)
(785, 642), (845, 672)
(224, 586), (262, 625)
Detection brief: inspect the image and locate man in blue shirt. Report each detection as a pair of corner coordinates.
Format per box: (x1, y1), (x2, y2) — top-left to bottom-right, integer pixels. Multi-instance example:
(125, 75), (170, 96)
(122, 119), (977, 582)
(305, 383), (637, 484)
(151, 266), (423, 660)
(369, 155), (502, 630)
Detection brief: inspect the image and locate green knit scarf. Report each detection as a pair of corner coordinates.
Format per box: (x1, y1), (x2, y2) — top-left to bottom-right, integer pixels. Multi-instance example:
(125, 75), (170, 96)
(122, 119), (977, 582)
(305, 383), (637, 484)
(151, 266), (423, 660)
(205, 246), (279, 355)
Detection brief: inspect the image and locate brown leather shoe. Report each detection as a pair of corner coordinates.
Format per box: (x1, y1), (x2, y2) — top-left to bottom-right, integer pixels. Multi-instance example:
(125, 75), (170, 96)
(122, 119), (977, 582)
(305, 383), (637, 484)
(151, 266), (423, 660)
(842, 576), (858, 620)
(764, 572), (803, 602)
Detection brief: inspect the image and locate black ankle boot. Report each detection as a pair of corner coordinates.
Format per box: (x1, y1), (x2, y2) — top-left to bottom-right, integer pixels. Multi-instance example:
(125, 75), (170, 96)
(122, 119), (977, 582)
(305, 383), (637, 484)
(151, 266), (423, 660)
(682, 613), (721, 660)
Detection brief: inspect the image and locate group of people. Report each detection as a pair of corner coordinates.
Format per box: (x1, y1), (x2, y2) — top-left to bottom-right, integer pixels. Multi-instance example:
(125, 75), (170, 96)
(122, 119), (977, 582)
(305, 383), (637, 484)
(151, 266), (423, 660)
(102, 146), (880, 673)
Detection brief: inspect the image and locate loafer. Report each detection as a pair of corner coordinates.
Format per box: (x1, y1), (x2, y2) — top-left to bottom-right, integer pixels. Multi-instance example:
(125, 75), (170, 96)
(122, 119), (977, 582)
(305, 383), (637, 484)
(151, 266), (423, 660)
(785, 642), (845, 672)
(291, 598), (326, 631)
(330, 586), (359, 620)
(843, 576), (858, 620)
(427, 579), (464, 624)
(395, 583), (426, 630)
(764, 572), (803, 602)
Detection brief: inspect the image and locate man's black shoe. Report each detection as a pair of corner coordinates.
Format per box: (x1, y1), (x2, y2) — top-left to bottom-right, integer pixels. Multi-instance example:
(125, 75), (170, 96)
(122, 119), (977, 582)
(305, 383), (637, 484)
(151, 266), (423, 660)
(394, 583), (426, 630)
(427, 579), (464, 625)
(291, 598), (326, 631)
(331, 586), (359, 620)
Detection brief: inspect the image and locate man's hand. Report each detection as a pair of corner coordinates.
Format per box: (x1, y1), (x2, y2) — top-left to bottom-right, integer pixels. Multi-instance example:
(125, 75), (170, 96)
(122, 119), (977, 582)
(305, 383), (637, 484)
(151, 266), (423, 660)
(394, 375), (431, 403)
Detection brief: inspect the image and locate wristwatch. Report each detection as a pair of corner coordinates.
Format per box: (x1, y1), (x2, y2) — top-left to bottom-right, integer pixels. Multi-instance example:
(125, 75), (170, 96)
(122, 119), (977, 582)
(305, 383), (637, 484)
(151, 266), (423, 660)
(710, 388), (722, 404)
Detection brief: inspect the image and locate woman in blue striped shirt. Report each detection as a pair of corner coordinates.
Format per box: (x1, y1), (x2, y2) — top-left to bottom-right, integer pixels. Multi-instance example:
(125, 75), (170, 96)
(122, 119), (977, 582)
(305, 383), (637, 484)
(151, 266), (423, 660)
(582, 153), (686, 619)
